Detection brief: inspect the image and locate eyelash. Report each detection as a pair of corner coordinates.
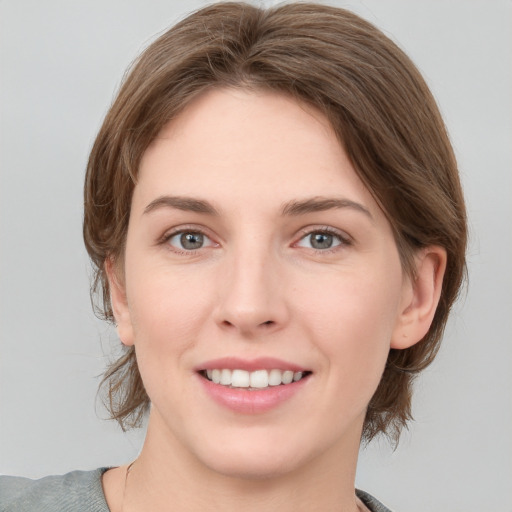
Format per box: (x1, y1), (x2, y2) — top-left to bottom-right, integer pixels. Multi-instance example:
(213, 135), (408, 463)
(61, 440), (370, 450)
(160, 226), (216, 255)
(159, 226), (352, 255)
(295, 226), (352, 254)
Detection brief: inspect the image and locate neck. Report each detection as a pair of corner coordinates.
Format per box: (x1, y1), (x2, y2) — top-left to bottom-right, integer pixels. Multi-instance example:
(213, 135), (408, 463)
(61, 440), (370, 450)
(118, 409), (364, 512)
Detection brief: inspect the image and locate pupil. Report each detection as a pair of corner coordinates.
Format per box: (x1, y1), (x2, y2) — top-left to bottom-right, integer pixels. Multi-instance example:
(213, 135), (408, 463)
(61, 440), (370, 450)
(180, 232), (203, 250)
(311, 233), (332, 249)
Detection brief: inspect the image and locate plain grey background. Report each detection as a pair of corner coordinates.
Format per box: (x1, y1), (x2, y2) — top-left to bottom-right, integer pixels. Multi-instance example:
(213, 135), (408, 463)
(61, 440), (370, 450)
(1, 1), (511, 511)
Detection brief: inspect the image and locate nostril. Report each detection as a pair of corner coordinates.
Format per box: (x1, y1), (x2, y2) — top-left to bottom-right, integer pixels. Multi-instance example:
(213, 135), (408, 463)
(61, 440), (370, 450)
(217, 317), (278, 332)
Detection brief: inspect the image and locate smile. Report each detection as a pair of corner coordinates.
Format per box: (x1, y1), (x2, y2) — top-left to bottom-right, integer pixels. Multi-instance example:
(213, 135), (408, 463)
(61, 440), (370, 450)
(201, 369), (310, 389)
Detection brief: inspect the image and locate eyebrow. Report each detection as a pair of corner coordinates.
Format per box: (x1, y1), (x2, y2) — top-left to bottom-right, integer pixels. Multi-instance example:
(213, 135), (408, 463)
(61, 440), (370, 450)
(143, 196), (220, 216)
(281, 196), (373, 219)
(143, 195), (372, 220)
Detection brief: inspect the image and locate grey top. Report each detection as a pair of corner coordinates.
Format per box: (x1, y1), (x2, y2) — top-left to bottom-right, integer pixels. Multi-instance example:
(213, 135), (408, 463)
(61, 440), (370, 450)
(0, 468), (392, 511)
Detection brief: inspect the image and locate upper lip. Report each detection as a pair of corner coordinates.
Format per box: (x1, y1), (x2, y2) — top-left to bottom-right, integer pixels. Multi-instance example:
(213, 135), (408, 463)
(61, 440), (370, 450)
(195, 357), (309, 373)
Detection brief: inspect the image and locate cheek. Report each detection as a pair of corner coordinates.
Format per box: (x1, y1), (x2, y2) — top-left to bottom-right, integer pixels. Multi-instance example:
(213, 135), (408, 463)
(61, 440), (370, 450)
(296, 265), (403, 377)
(126, 266), (214, 365)
(125, 272), (214, 415)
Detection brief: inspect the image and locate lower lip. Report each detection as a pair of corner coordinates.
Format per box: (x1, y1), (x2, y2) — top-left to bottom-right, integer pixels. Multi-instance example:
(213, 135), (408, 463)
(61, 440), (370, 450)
(197, 374), (309, 414)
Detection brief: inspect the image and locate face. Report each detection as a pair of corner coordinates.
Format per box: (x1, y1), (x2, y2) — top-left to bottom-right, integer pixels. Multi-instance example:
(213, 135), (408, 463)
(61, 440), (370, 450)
(111, 88), (415, 479)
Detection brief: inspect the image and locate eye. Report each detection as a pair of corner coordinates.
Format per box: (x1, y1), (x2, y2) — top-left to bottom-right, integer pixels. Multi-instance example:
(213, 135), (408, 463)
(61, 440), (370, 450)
(166, 230), (215, 251)
(296, 230), (346, 250)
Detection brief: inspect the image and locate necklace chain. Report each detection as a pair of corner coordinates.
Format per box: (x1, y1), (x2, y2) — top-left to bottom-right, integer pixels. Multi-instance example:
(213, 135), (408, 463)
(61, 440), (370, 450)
(121, 460), (136, 512)
(120, 459), (367, 512)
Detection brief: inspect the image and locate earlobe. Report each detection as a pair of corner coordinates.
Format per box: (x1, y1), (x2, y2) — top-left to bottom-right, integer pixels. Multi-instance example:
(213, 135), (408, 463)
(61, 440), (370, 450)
(105, 257), (135, 347)
(391, 246), (447, 350)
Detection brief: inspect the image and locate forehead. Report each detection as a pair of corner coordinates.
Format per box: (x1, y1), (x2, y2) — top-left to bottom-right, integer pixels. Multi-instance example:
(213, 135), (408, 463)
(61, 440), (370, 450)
(135, 88), (378, 217)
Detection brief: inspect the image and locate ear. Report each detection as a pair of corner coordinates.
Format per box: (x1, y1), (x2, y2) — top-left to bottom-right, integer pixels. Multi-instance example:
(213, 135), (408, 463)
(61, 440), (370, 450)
(105, 257), (135, 347)
(391, 246), (447, 349)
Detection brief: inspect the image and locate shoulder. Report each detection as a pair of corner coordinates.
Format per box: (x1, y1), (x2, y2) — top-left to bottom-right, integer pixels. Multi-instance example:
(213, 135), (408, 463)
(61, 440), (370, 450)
(0, 468), (110, 512)
(357, 489), (394, 512)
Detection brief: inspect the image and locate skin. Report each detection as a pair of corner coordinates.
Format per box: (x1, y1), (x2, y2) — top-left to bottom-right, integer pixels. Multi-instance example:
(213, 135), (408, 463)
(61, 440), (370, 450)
(103, 88), (446, 512)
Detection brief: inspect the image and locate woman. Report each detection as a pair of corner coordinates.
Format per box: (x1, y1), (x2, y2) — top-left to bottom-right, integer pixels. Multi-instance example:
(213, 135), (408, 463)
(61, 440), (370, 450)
(0, 2), (466, 511)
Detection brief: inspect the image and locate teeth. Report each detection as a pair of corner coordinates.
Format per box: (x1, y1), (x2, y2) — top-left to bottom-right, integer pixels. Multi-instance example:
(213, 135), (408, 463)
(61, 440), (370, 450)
(282, 370), (294, 384)
(204, 369), (307, 388)
(231, 369), (250, 388)
(220, 369), (231, 385)
(250, 370), (268, 388)
(268, 369), (282, 386)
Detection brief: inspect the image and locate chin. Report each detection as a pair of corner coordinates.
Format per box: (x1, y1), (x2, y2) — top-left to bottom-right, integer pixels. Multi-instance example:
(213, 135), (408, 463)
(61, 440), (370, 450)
(202, 451), (301, 481)
(189, 428), (314, 481)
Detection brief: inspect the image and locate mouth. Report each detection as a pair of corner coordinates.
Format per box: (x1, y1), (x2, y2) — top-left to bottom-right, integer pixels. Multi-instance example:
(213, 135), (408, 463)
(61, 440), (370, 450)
(196, 359), (312, 413)
(199, 368), (312, 390)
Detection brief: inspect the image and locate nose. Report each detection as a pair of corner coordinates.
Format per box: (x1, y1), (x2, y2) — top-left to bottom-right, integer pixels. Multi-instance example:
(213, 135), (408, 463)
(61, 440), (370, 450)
(213, 244), (289, 338)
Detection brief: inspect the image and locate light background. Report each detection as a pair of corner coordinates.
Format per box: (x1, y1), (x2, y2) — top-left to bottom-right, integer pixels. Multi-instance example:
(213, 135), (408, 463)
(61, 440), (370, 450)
(0, 1), (510, 511)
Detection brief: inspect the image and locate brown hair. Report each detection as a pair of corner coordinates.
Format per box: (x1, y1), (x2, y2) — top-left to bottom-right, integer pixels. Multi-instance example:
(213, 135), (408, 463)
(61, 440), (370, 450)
(84, 1), (467, 443)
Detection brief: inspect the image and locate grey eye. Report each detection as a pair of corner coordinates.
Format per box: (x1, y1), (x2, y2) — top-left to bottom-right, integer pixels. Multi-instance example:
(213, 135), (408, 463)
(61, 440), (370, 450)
(180, 232), (204, 250)
(297, 231), (343, 250)
(168, 231), (212, 251)
(310, 233), (334, 249)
